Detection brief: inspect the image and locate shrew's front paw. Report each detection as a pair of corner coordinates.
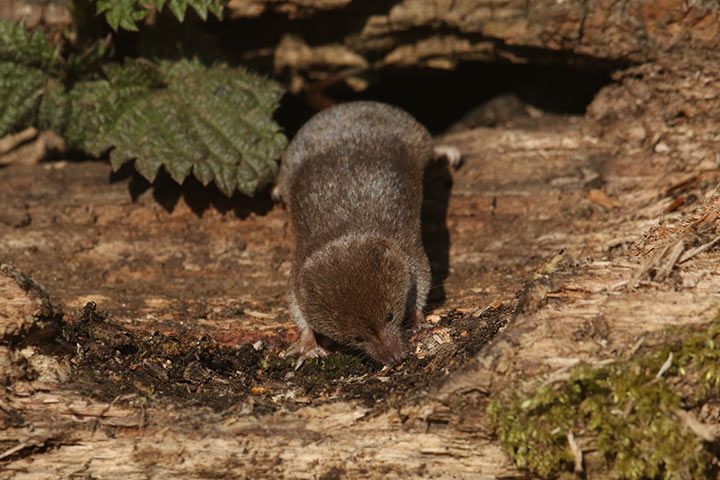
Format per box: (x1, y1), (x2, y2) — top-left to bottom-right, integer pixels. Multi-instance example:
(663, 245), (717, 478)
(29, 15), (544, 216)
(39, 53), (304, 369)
(284, 327), (329, 370)
(292, 345), (328, 370)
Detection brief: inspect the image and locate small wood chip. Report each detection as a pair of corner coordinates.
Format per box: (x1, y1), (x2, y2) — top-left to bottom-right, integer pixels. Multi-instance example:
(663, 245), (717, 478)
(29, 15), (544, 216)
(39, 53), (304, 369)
(426, 313), (442, 324)
(665, 175), (698, 197)
(432, 330), (451, 345)
(588, 189), (620, 210)
(664, 195), (686, 213)
(626, 336), (645, 358)
(675, 409), (718, 442)
(533, 249), (565, 279)
(245, 310), (276, 319)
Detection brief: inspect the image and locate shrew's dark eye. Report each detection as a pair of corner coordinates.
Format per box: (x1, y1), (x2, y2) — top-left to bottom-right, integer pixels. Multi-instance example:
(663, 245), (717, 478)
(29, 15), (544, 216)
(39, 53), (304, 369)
(385, 312), (394, 323)
(352, 336), (364, 344)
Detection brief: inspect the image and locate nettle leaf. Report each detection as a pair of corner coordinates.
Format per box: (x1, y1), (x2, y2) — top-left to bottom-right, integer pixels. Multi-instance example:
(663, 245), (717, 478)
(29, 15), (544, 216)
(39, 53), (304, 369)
(66, 59), (286, 196)
(0, 21), (285, 198)
(0, 20), (60, 136)
(94, 0), (227, 31)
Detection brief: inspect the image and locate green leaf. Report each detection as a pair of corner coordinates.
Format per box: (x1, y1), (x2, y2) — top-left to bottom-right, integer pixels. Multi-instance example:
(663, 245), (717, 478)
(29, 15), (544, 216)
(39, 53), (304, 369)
(164, 0), (227, 22)
(66, 59), (286, 196)
(0, 20), (61, 70)
(92, 0), (228, 31)
(0, 64), (46, 135)
(167, 0), (189, 22)
(0, 20), (61, 137)
(64, 37), (114, 80)
(0, 20), (284, 198)
(37, 78), (69, 135)
(95, 0), (148, 31)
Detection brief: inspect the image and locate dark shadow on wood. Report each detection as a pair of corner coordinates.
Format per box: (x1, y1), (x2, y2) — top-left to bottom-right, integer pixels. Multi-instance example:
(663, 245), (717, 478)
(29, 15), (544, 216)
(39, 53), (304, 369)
(109, 163), (275, 219)
(421, 160), (453, 308)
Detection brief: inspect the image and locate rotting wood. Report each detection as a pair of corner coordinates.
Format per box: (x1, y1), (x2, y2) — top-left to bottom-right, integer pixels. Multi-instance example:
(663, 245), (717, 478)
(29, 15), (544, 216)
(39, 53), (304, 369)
(4, 1), (720, 95)
(1, 6), (720, 477)
(1, 90), (719, 475)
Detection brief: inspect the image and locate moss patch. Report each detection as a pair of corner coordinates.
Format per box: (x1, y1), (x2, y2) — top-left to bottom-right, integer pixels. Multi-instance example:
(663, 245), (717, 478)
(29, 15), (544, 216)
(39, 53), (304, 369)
(488, 318), (720, 479)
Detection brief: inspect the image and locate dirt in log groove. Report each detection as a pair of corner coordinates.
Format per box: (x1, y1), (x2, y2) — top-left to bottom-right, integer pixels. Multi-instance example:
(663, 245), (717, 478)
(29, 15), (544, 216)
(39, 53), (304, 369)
(56, 299), (513, 413)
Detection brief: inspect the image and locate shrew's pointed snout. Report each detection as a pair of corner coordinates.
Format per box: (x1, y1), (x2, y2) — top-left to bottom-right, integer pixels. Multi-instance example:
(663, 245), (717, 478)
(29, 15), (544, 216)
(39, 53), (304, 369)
(367, 330), (409, 367)
(384, 348), (408, 367)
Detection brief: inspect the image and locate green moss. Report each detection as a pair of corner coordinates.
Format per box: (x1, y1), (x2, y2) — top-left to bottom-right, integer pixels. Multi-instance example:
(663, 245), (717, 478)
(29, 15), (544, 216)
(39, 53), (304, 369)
(316, 353), (369, 377)
(488, 317), (720, 479)
(262, 353), (369, 379)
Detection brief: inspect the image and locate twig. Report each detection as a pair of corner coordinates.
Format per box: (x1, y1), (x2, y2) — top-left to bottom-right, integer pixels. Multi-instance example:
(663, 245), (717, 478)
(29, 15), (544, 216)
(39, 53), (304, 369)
(604, 279), (629, 292)
(678, 234), (720, 264)
(540, 365), (574, 387)
(622, 399), (635, 419)
(655, 240), (684, 281)
(629, 243), (670, 289)
(626, 336), (645, 358)
(64, 459), (92, 478)
(0, 442), (28, 461)
(541, 359), (614, 387)
(567, 431), (583, 473)
(655, 352), (673, 379)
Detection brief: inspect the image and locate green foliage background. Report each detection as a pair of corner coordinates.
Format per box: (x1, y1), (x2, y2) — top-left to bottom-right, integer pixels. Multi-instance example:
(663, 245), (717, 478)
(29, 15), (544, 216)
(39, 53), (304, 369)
(0, 0), (287, 197)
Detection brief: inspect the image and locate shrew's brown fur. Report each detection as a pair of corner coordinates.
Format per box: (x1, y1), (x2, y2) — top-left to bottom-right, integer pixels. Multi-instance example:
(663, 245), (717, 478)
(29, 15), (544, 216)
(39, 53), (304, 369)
(279, 101), (433, 366)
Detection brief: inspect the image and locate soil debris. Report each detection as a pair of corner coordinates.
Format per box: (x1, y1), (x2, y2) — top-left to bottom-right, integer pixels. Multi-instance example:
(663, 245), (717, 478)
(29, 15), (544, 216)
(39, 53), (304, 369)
(61, 302), (513, 412)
